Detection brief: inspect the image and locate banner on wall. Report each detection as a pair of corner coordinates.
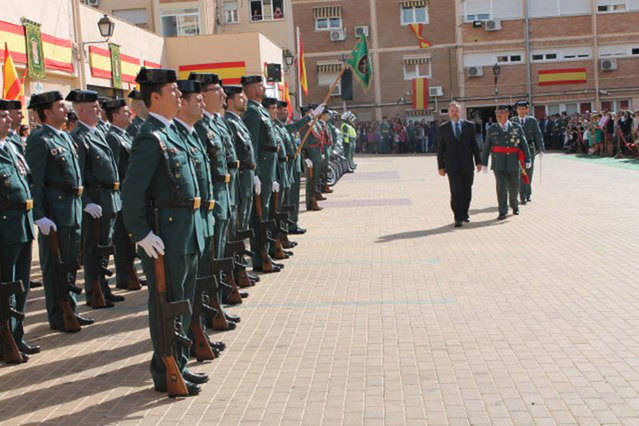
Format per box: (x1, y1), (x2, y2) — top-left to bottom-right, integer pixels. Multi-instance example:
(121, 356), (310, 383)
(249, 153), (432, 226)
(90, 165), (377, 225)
(21, 18), (45, 80)
(109, 43), (122, 89)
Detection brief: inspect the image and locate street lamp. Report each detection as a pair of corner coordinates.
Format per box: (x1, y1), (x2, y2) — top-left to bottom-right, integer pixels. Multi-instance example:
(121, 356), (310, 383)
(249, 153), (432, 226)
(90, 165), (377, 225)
(83, 14), (115, 48)
(282, 49), (295, 72)
(492, 62), (501, 98)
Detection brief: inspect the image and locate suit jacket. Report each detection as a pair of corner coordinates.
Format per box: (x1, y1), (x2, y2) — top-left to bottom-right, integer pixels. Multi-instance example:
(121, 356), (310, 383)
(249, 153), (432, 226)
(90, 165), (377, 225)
(437, 120), (481, 172)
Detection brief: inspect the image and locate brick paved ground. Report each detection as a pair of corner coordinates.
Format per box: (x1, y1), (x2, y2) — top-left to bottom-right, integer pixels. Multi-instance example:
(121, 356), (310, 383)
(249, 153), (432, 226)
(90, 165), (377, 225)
(2, 153), (639, 425)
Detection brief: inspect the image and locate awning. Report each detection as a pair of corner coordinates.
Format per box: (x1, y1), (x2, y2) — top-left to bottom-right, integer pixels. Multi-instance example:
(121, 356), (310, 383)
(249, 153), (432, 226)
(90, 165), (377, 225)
(317, 61), (342, 73)
(313, 6), (342, 18)
(403, 56), (430, 65)
(400, 1), (426, 8)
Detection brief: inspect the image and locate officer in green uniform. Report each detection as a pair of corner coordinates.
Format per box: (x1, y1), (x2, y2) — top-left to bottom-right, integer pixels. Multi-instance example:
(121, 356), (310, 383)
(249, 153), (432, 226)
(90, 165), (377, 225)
(126, 90), (147, 138)
(481, 105), (531, 220)
(300, 106), (324, 211)
(224, 86), (256, 233)
(318, 110), (334, 194)
(263, 98), (287, 211)
(340, 112), (357, 171)
(241, 75), (283, 272)
(26, 91), (94, 332)
(68, 89), (123, 308)
(0, 100), (37, 361)
(122, 68), (207, 396)
(5, 100), (25, 155)
(96, 97), (111, 137)
(511, 100), (544, 204)
(103, 98), (143, 291)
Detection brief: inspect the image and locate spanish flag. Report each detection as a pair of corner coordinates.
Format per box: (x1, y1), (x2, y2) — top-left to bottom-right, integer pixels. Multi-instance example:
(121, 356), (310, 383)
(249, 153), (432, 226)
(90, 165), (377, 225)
(538, 68), (587, 86)
(409, 24), (432, 49)
(2, 42), (22, 100)
(412, 78), (428, 110)
(298, 30), (308, 96)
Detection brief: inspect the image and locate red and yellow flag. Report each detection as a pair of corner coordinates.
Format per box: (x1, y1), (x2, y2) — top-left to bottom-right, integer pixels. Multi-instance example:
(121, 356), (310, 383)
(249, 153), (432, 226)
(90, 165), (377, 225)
(2, 42), (22, 100)
(412, 78), (428, 110)
(284, 82), (292, 121)
(538, 68), (586, 86)
(409, 24), (432, 49)
(298, 33), (308, 96)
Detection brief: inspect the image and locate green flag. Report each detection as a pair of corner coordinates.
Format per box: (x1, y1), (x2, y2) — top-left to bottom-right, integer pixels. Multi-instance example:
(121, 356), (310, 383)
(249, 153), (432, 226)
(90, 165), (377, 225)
(346, 34), (372, 91)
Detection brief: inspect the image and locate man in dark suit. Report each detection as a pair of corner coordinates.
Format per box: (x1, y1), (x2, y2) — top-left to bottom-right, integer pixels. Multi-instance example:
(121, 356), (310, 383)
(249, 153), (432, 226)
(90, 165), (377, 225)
(437, 102), (482, 227)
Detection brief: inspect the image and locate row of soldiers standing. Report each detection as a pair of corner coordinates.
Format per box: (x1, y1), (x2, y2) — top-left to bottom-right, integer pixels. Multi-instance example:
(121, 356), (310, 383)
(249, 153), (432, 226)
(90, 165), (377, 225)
(0, 67), (356, 397)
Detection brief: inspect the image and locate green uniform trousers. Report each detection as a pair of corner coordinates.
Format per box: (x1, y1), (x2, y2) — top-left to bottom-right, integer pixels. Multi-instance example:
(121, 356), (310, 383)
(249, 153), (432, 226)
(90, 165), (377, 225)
(237, 169), (254, 232)
(83, 212), (117, 304)
(250, 189), (273, 267)
(290, 167), (301, 225)
(520, 156), (535, 202)
(305, 150), (322, 209)
(1, 241), (32, 345)
(113, 211), (137, 288)
(495, 170), (520, 216)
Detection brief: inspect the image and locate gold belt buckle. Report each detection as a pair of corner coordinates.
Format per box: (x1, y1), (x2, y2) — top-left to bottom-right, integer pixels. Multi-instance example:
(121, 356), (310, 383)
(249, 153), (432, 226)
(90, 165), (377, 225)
(77, 186), (84, 197)
(224, 174), (230, 184)
(113, 182), (120, 191)
(192, 197), (201, 210)
(25, 199), (33, 211)
(235, 161), (240, 168)
(208, 200), (216, 210)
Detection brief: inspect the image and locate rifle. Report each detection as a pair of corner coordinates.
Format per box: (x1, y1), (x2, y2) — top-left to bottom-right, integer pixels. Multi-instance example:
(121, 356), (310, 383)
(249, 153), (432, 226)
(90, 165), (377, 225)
(49, 230), (82, 332)
(270, 191), (290, 259)
(191, 239), (218, 361)
(88, 216), (111, 308)
(227, 230), (256, 288)
(152, 208), (192, 397)
(209, 257), (235, 330)
(254, 194), (277, 271)
(223, 241), (250, 304)
(0, 264), (25, 364)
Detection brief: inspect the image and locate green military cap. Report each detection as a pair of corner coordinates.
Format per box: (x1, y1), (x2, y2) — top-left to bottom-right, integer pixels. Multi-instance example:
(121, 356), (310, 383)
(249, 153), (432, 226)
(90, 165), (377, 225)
(66, 89), (99, 103)
(188, 73), (220, 86)
(224, 85), (243, 97)
(262, 97), (278, 108)
(135, 67), (177, 85)
(98, 96), (112, 108)
(128, 89), (142, 100)
(177, 79), (202, 94)
(28, 91), (63, 109)
(277, 100), (288, 108)
(241, 75), (263, 86)
(103, 98), (127, 111)
(0, 99), (21, 110)
(300, 105), (311, 115)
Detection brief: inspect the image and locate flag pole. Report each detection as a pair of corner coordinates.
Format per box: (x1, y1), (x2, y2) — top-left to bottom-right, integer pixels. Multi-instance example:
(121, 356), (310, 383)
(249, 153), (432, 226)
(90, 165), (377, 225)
(295, 65), (348, 158)
(296, 26), (303, 111)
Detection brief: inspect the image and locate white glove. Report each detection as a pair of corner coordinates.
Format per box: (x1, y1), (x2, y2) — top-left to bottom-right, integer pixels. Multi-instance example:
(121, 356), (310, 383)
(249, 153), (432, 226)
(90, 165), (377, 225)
(84, 203), (103, 219)
(482, 166), (489, 175)
(136, 231), (165, 259)
(311, 104), (325, 118)
(305, 159), (313, 168)
(539, 151), (544, 157)
(254, 175), (261, 195)
(321, 154), (326, 160)
(35, 217), (57, 235)
(272, 181), (280, 193)
(525, 162), (532, 169)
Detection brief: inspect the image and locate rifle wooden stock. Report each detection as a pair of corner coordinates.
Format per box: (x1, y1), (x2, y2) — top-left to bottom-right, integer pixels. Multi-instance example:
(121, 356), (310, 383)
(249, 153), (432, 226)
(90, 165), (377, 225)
(254, 194), (273, 269)
(0, 259), (26, 364)
(49, 231), (81, 332)
(90, 217), (107, 308)
(190, 316), (215, 361)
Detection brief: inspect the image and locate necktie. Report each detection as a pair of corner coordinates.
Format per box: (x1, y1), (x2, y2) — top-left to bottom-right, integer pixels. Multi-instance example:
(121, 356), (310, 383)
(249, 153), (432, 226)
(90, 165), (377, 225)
(456, 122), (461, 139)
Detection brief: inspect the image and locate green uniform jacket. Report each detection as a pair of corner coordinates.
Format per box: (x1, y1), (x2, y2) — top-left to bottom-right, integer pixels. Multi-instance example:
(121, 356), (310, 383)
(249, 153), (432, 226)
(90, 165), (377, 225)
(7, 130), (25, 156)
(243, 100), (278, 183)
(282, 117), (310, 175)
(0, 141), (34, 244)
(127, 116), (145, 138)
(122, 115), (204, 256)
(481, 122), (531, 173)
(212, 113), (239, 208)
(25, 125), (83, 227)
(225, 111), (255, 169)
(195, 113), (231, 221)
(71, 123), (121, 215)
(96, 120), (110, 138)
(272, 120), (289, 188)
(301, 120), (323, 159)
(105, 125), (132, 183)
(173, 120), (215, 239)
(511, 115), (544, 155)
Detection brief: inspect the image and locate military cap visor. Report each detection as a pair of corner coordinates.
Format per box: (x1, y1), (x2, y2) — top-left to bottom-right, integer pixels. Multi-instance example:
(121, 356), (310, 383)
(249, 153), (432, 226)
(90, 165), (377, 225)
(28, 91), (63, 109)
(277, 101), (288, 108)
(135, 67), (177, 85)
(128, 89), (143, 100)
(177, 80), (202, 94)
(515, 100), (529, 107)
(188, 73), (220, 86)
(66, 89), (99, 103)
(224, 85), (243, 97)
(241, 75), (263, 86)
(0, 100), (21, 110)
(262, 97), (278, 107)
(104, 98), (127, 110)
(496, 105), (510, 111)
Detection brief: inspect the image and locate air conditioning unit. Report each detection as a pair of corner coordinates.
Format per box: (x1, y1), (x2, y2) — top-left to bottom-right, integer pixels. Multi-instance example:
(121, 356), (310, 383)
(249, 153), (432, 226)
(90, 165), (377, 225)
(330, 29), (347, 42)
(600, 58), (618, 71)
(429, 86), (443, 97)
(354, 26), (369, 38)
(86, 0), (100, 6)
(466, 66), (484, 77)
(485, 19), (502, 31)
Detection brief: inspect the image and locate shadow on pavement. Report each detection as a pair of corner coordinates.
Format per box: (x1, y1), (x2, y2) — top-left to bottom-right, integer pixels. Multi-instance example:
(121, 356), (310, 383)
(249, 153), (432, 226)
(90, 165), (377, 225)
(375, 218), (506, 243)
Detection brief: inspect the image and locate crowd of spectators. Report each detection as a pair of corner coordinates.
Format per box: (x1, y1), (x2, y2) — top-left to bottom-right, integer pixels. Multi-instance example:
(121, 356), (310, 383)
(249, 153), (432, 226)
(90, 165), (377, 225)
(354, 117), (445, 154)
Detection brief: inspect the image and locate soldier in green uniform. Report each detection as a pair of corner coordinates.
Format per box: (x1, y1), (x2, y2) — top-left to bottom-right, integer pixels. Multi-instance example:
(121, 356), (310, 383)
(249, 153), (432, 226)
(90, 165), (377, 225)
(126, 90), (147, 138)
(5, 100), (26, 155)
(68, 89), (123, 308)
(318, 110), (334, 194)
(0, 100), (37, 361)
(300, 105), (324, 211)
(481, 105), (531, 220)
(26, 91), (94, 332)
(96, 97), (111, 137)
(242, 75), (284, 273)
(511, 100), (544, 204)
(103, 98), (143, 291)
(122, 68), (207, 396)
(263, 98), (287, 212)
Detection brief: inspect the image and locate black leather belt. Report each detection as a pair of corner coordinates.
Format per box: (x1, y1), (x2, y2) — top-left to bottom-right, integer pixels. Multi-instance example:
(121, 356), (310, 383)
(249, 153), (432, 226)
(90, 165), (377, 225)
(214, 174), (231, 183)
(240, 162), (256, 170)
(227, 161), (239, 169)
(0, 199), (33, 212)
(46, 182), (84, 197)
(278, 156), (288, 162)
(261, 145), (279, 153)
(88, 182), (120, 192)
(152, 197), (201, 210)
(201, 199), (215, 211)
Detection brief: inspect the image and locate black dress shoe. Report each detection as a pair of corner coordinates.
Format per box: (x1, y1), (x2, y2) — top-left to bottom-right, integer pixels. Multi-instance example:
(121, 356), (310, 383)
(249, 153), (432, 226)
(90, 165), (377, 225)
(520, 200), (527, 205)
(154, 379), (201, 396)
(30, 280), (42, 288)
(86, 300), (115, 308)
(183, 369), (209, 384)
(271, 262), (284, 268)
(50, 323), (81, 333)
(254, 265), (282, 273)
(497, 215), (507, 220)
(527, 197), (532, 202)
(139, 279), (148, 286)
(513, 209), (519, 215)
(247, 273), (260, 282)
(106, 293), (125, 302)
(19, 342), (41, 355)
(454, 221), (462, 228)
(240, 292), (248, 298)
(211, 341), (226, 351)
(225, 313), (241, 323)
(75, 315), (95, 325)
(464, 217), (470, 223)
(289, 227), (306, 235)
(283, 250), (294, 256)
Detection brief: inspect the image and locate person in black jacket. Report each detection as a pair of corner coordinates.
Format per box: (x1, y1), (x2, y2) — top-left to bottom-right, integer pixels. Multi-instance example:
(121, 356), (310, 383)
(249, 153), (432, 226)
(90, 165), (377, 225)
(437, 102), (482, 227)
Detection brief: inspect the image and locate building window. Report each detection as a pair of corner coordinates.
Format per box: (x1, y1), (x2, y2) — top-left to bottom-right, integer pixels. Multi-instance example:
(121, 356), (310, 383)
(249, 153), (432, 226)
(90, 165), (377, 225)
(401, 5), (429, 25)
(403, 57), (431, 80)
(161, 8), (200, 37)
(251, 0), (284, 21)
(597, 1), (627, 13)
(531, 48), (591, 63)
(633, 48), (639, 55)
(497, 54), (523, 64)
(317, 62), (342, 96)
(463, 51), (525, 67)
(464, 0), (521, 22)
(112, 8), (148, 29)
(314, 6), (342, 31)
(528, 0), (591, 18)
(224, 0), (239, 24)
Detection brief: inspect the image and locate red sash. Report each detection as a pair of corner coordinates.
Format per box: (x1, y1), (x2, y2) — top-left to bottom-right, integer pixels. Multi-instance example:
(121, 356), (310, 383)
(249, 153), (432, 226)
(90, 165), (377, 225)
(491, 146), (530, 184)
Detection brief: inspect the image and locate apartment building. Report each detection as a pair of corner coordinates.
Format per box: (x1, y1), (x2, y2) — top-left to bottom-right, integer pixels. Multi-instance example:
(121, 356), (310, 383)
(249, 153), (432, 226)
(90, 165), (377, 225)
(292, 0), (458, 121)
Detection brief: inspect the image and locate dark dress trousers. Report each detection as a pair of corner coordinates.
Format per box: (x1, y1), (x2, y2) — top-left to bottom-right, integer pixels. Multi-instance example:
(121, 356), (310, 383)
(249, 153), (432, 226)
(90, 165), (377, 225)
(437, 120), (482, 222)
